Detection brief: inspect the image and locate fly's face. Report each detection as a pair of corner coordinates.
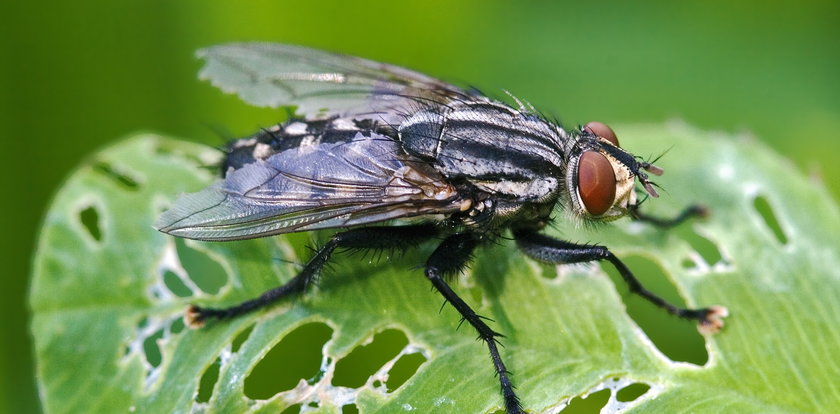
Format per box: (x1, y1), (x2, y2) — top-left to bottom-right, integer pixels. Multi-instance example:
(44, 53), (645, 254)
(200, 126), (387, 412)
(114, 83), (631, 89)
(566, 122), (661, 222)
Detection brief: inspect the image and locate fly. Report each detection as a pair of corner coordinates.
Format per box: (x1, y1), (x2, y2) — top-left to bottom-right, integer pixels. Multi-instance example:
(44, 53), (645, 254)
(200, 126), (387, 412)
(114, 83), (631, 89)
(155, 43), (727, 414)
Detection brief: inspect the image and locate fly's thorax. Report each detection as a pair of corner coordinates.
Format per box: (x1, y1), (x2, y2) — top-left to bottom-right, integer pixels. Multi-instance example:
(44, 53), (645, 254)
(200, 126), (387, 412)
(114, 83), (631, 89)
(451, 191), (555, 233)
(398, 101), (566, 203)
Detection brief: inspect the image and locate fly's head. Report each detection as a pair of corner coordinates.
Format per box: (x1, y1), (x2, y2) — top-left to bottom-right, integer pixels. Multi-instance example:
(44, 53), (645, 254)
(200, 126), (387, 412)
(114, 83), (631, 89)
(566, 122), (662, 222)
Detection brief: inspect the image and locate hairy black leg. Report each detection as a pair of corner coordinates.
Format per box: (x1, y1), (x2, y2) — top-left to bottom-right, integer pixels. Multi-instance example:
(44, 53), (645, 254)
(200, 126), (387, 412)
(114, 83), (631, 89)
(513, 230), (726, 332)
(424, 234), (524, 414)
(186, 224), (439, 327)
(630, 203), (708, 229)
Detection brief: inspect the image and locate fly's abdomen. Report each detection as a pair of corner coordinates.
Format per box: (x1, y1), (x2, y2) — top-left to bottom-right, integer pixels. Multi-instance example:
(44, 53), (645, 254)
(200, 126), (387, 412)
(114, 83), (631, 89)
(222, 118), (396, 176)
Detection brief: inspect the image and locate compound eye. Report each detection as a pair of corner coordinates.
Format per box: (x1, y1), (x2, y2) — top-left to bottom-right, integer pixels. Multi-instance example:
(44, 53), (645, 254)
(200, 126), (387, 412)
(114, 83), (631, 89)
(584, 121), (619, 147)
(578, 151), (617, 216)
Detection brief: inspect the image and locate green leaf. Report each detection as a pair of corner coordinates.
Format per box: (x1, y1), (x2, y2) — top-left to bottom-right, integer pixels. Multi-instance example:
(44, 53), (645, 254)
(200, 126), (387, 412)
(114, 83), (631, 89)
(31, 123), (840, 414)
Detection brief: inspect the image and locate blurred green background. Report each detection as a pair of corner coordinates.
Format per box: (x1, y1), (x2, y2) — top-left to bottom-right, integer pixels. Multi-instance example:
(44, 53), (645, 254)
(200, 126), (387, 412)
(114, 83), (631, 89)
(2, 1), (838, 412)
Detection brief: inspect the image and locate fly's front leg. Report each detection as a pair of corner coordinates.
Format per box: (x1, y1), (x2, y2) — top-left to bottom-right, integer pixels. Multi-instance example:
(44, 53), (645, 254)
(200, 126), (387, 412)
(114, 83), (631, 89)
(629, 203), (708, 229)
(513, 229), (727, 333)
(186, 224), (439, 327)
(424, 233), (524, 414)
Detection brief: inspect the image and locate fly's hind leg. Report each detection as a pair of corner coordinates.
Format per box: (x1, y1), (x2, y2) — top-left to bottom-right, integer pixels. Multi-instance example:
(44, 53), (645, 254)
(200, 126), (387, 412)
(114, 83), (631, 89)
(423, 233), (524, 414)
(186, 224), (439, 327)
(513, 229), (727, 333)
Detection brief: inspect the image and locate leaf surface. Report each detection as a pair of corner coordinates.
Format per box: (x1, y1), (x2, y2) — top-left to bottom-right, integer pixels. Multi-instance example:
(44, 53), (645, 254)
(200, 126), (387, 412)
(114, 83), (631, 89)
(31, 124), (840, 413)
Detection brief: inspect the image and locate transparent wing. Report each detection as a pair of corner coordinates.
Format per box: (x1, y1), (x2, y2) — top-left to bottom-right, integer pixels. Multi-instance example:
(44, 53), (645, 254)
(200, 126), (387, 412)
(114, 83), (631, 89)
(156, 133), (462, 241)
(198, 42), (471, 122)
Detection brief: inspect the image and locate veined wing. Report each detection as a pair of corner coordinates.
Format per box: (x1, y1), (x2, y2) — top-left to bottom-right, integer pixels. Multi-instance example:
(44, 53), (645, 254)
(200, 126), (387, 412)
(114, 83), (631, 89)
(156, 132), (462, 241)
(198, 42), (472, 122)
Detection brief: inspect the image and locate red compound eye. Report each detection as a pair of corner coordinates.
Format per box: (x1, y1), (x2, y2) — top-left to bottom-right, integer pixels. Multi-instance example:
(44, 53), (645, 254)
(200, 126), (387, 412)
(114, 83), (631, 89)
(584, 121), (619, 147)
(578, 151), (616, 216)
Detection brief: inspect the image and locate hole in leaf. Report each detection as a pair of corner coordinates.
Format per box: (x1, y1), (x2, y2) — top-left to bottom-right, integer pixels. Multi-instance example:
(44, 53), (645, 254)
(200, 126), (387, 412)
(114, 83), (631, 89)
(342, 404), (359, 414)
(333, 329), (409, 388)
(310, 356), (331, 385)
(79, 205), (102, 241)
(602, 255), (707, 364)
(563, 388), (610, 413)
(143, 328), (164, 367)
(616, 382), (651, 402)
(231, 323), (255, 353)
(676, 228), (723, 267)
(196, 357), (221, 403)
(753, 195), (788, 245)
(154, 142), (206, 166)
(163, 270), (192, 297)
(386, 352), (427, 392)
(150, 285), (163, 300)
(154, 142), (174, 156)
(93, 162), (140, 191)
(244, 323), (333, 399)
(170, 317), (185, 334)
(175, 238), (227, 294)
(279, 404), (301, 414)
(538, 264), (559, 280)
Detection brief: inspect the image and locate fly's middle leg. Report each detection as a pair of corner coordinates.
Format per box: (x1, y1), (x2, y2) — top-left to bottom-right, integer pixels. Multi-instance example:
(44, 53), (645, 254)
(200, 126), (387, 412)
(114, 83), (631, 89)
(423, 233), (524, 414)
(186, 224), (440, 327)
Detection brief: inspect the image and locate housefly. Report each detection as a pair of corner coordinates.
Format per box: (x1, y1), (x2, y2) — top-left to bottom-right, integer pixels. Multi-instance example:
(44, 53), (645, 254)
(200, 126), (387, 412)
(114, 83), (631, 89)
(156, 43), (727, 414)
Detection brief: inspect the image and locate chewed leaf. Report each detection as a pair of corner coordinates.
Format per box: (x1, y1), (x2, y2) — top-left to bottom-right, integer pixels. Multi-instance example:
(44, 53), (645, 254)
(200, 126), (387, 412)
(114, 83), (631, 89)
(31, 124), (840, 413)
